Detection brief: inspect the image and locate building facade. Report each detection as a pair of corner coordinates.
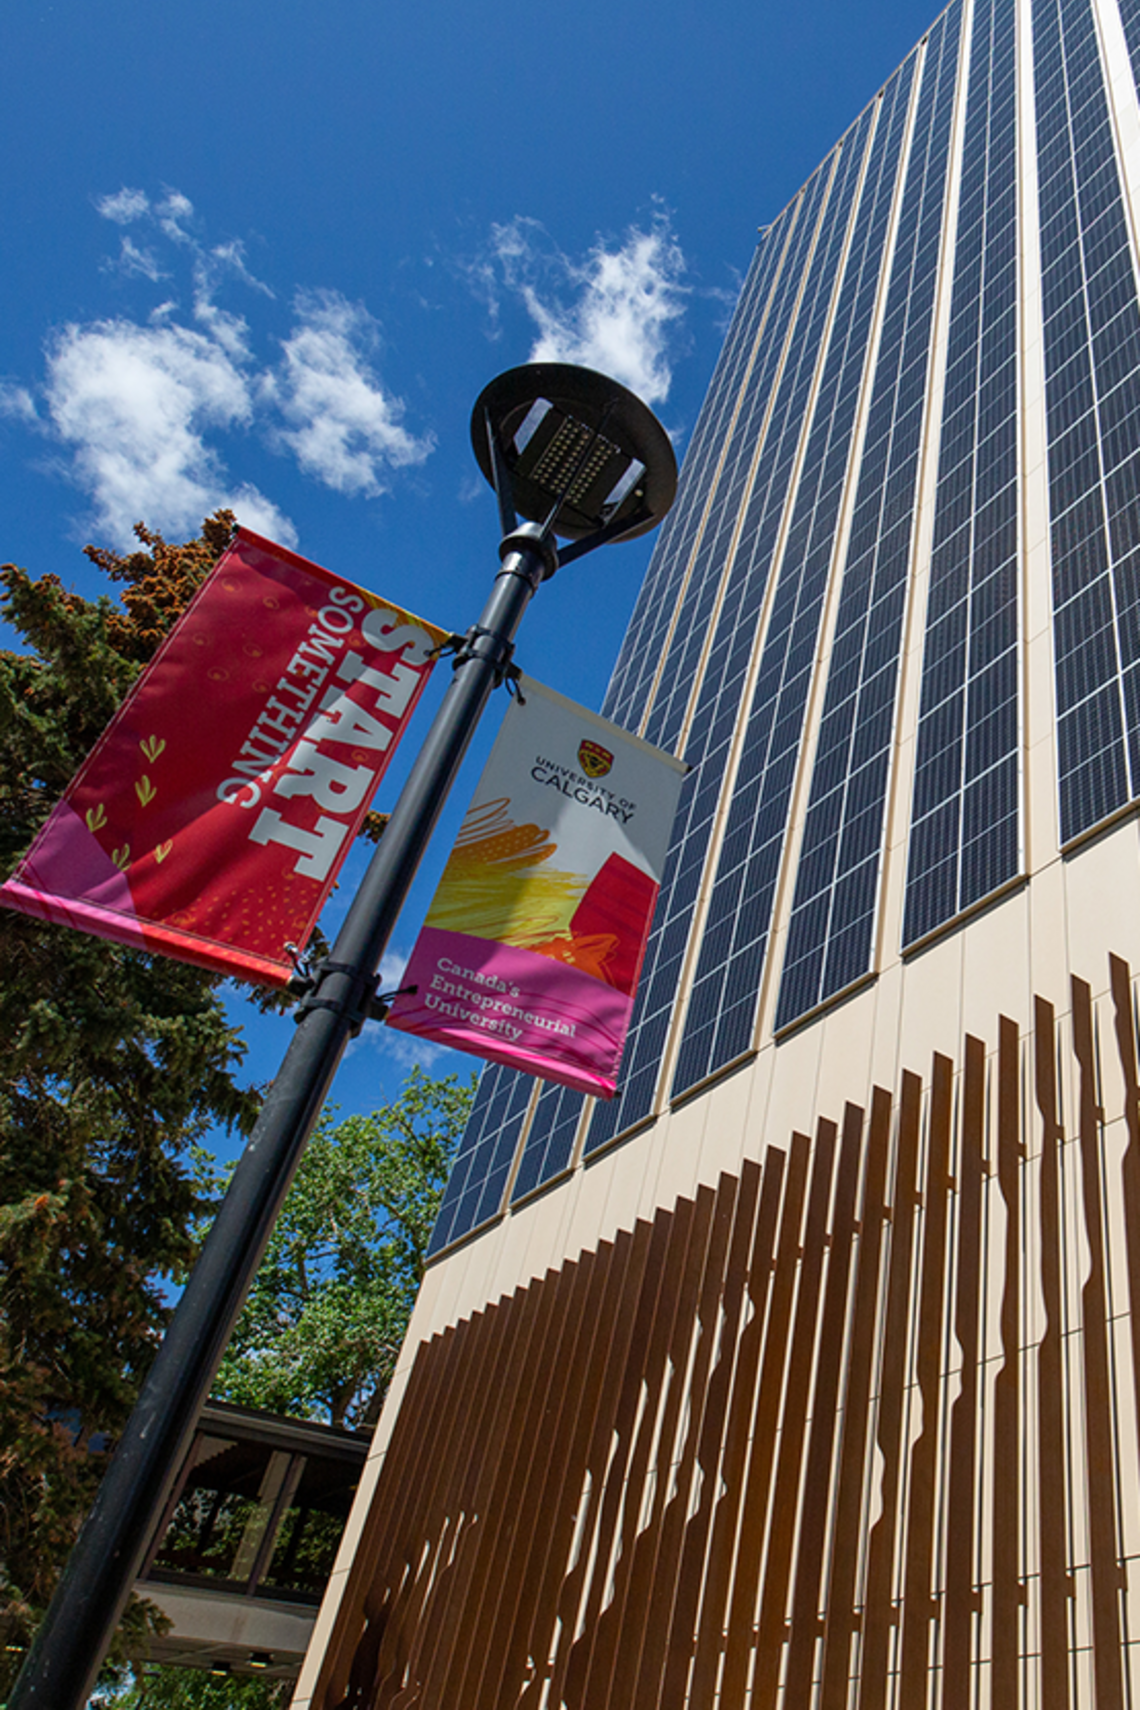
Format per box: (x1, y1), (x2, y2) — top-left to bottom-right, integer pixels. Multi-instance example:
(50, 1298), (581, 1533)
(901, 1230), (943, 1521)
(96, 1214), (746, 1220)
(299, 0), (1140, 1700)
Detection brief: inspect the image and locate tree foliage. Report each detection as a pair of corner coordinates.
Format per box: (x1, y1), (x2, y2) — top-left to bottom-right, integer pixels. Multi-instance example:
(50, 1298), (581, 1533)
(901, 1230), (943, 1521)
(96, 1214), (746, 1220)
(102, 1664), (291, 1708)
(214, 1068), (473, 1429)
(0, 517), (261, 1679)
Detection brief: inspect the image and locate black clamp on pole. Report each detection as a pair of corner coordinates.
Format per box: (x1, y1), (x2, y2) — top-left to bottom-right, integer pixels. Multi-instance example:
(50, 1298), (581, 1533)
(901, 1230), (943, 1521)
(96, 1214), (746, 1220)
(289, 959), (420, 1036)
(291, 960), (384, 1037)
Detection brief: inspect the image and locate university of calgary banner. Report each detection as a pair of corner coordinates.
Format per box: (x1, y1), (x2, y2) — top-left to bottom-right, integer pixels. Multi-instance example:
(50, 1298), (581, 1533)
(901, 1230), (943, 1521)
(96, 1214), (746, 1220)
(386, 677), (687, 1097)
(0, 528), (446, 985)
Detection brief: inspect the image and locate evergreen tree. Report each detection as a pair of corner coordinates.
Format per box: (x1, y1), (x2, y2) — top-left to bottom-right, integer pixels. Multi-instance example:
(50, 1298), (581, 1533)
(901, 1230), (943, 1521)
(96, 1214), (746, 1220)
(0, 516), (260, 1682)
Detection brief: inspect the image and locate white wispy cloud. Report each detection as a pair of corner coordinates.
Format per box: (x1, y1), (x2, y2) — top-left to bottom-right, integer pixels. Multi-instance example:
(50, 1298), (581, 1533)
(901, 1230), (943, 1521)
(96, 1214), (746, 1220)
(189, 242), (271, 359)
(487, 213), (688, 405)
(156, 188), (195, 245)
(95, 187), (150, 225)
(269, 290), (433, 496)
(109, 236), (166, 283)
(346, 1019), (449, 1074)
(376, 1029), (449, 1074)
(6, 188), (434, 548)
(0, 383), (38, 423)
(222, 483), (298, 544)
(378, 949), (410, 991)
(43, 319), (295, 546)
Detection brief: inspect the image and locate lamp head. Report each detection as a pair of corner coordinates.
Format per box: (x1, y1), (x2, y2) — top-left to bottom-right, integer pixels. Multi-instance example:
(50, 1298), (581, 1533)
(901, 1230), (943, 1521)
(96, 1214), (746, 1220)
(471, 362), (676, 545)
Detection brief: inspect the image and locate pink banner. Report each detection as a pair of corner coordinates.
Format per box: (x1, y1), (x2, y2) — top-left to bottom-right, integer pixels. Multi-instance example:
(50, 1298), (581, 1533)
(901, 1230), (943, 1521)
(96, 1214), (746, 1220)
(393, 926), (631, 1095)
(0, 528), (446, 985)
(386, 677), (686, 1096)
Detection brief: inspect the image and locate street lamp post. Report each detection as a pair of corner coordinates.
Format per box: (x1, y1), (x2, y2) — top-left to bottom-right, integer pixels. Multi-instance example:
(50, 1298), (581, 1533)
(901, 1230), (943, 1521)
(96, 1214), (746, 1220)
(8, 364), (675, 1708)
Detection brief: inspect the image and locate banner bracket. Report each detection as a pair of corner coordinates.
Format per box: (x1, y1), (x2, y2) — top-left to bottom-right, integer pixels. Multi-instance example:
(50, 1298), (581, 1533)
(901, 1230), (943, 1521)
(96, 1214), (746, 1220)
(290, 959), (420, 1033)
(292, 959), (385, 1036)
(503, 666), (526, 704)
(451, 624), (520, 688)
(431, 628), (522, 694)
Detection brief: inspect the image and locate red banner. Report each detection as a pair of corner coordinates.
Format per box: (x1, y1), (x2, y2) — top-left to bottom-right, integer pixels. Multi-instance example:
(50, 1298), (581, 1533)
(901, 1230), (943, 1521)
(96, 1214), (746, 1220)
(0, 528), (446, 984)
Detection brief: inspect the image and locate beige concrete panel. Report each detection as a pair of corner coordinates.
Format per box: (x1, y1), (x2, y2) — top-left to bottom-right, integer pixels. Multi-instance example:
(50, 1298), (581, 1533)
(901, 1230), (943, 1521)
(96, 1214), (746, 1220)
(552, 1146), (610, 1259)
(633, 1109), (691, 1222)
(557, 1132), (633, 1257)
(1070, 1619), (1095, 1701)
(1025, 744), (1060, 884)
(1021, 460), (1051, 586)
(813, 983), (881, 1120)
(876, 746), (913, 985)
(570, 1110), (674, 1237)
(1070, 1566), (1094, 1664)
(488, 1171), (579, 1294)
(1128, 1645), (1140, 1705)
(1097, 989), (1130, 1170)
(758, 1018), (825, 1150)
(737, 1038), (777, 1163)
(960, 890), (1032, 1045)
(393, 1260), (449, 1360)
(1112, 55), (1140, 194)
(1027, 857), (1071, 1013)
(438, 1207), (549, 1330)
(416, 1218), (491, 1334)
(692, 1054), (764, 1185)
(896, 928), (964, 1072)
(482, 1191), (564, 1302)
(866, 957), (905, 1093)
(1059, 1130), (1093, 1369)
(1024, 636), (1058, 854)
(503, 1181), (574, 1288)
(1063, 822), (1140, 994)
(429, 1222), (505, 1328)
(591, 1118), (666, 1230)
(651, 1094), (711, 1211)
(756, 918), (792, 1045)
(1024, 623), (1056, 760)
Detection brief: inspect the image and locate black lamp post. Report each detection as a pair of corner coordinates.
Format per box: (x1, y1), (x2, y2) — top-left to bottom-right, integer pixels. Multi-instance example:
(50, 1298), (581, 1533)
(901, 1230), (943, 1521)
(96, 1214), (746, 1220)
(8, 363), (675, 1709)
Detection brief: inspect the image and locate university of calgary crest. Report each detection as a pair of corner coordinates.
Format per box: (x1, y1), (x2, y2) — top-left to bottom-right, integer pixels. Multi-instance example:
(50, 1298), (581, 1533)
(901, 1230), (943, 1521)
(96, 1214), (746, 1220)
(578, 739), (613, 779)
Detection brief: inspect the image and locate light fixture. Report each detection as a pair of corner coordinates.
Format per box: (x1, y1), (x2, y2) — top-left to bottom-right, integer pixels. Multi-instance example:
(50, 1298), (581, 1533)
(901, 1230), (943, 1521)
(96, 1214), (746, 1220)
(471, 362), (677, 560)
(249, 1650), (273, 1670)
(209, 1659), (231, 1677)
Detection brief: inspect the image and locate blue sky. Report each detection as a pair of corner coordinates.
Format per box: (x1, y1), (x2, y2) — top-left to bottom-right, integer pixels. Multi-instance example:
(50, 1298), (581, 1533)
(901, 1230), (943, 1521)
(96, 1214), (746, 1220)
(1, 0), (940, 1142)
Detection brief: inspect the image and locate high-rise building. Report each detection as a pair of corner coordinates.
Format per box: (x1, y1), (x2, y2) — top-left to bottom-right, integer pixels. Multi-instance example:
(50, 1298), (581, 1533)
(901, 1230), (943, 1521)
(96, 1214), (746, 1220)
(298, 0), (1140, 1700)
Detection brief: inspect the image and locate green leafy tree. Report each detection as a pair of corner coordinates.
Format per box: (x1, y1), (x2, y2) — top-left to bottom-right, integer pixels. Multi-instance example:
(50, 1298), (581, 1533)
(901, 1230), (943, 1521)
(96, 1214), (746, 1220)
(103, 1665), (291, 1708)
(0, 517), (262, 1683)
(213, 1068), (474, 1429)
